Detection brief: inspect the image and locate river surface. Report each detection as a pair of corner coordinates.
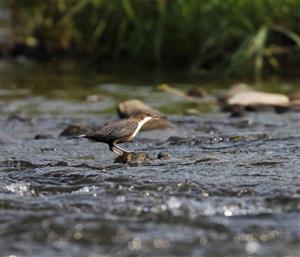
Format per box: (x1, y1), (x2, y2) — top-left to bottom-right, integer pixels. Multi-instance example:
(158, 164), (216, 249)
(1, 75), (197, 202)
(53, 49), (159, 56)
(1, 60), (300, 257)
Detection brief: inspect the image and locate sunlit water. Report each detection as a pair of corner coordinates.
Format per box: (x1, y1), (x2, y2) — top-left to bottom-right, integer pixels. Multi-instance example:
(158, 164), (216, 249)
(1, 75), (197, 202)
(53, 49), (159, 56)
(1, 60), (300, 257)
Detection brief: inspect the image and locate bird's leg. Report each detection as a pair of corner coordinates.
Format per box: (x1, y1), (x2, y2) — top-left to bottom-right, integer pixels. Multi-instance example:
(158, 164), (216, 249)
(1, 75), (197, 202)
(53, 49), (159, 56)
(109, 144), (123, 156)
(113, 143), (133, 153)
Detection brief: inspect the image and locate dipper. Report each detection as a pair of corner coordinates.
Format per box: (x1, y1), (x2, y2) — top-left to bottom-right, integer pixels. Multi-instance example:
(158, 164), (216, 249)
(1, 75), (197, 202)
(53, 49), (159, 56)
(79, 111), (160, 155)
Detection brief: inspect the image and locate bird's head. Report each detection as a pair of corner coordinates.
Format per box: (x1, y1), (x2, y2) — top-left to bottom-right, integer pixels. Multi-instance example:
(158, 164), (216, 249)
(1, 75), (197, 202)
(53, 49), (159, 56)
(130, 111), (160, 123)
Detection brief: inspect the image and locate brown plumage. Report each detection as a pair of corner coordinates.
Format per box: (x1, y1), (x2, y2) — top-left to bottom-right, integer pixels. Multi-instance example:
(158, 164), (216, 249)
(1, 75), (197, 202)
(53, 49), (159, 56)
(80, 111), (159, 155)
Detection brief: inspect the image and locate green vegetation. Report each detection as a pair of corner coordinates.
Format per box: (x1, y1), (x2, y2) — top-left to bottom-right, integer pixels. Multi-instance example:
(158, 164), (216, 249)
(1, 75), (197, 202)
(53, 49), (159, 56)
(5, 0), (300, 79)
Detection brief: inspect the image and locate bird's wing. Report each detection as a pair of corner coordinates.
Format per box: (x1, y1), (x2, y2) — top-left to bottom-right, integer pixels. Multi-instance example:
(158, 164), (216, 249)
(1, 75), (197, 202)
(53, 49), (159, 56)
(107, 119), (139, 138)
(86, 119), (138, 141)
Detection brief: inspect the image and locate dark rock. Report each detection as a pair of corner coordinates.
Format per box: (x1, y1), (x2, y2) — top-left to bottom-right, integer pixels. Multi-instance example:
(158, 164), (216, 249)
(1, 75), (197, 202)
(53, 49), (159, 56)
(187, 87), (208, 98)
(34, 134), (55, 140)
(114, 152), (154, 165)
(157, 152), (172, 160)
(274, 105), (290, 114)
(245, 105), (276, 112)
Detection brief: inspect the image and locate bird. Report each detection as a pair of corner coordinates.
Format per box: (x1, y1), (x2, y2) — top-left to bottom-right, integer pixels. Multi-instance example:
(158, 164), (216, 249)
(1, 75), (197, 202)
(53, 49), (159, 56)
(78, 111), (160, 155)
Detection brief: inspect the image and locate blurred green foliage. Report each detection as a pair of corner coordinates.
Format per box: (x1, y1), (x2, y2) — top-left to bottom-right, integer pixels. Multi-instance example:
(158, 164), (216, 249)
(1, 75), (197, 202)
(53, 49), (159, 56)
(6, 0), (300, 79)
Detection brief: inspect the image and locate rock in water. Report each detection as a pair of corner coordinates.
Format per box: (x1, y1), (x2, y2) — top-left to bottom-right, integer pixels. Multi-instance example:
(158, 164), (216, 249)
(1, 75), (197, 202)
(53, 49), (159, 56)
(114, 152), (153, 164)
(117, 99), (156, 118)
(117, 99), (175, 130)
(220, 84), (293, 113)
(227, 91), (290, 106)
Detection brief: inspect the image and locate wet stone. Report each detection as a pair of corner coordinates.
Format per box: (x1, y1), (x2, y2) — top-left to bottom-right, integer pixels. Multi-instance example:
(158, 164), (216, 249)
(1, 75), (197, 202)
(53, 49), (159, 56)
(114, 152), (154, 164)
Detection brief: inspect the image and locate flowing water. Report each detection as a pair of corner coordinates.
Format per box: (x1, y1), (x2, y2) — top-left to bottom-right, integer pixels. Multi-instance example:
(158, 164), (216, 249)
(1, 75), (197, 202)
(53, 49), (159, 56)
(1, 60), (300, 257)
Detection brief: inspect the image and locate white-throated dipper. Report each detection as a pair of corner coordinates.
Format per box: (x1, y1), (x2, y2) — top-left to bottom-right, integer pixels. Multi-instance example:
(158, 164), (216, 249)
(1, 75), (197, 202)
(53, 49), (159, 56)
(79, 111), (160, 155)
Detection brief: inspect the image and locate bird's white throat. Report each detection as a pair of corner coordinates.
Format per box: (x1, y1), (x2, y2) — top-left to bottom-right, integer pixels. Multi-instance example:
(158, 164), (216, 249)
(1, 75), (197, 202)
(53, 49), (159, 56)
(130, 117), (153, 139)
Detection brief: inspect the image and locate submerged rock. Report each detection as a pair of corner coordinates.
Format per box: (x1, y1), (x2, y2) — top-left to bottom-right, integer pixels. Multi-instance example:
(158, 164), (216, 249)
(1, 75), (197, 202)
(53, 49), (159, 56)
(227, 91), (290, 107)
(117, 99), (175, 130)
(114, 152), (154, 164)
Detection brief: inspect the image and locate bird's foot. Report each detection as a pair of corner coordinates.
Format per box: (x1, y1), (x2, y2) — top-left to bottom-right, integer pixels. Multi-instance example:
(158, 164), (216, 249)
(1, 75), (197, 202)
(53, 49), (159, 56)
(109, 145), (123, 156)
(113, 144), (133, 154)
